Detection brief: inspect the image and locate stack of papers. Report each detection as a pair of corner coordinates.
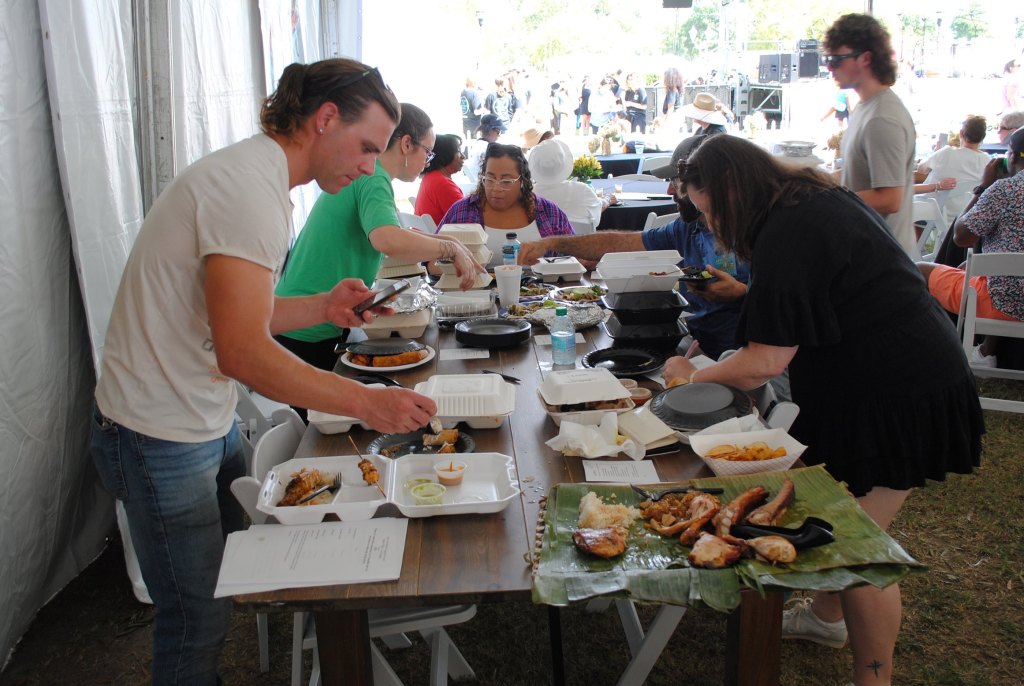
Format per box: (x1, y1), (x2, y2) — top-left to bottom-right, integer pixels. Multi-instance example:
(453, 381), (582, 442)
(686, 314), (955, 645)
(214, 518), (408, 597)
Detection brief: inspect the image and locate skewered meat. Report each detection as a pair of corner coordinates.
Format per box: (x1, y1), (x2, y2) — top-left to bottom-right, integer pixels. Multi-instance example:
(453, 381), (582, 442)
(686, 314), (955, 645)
(688, 532), (743, 569)
(573, 526), (629, 559)
(743, 535), (798, 564)
(713, 486), (769, 538)
(358, 458), (379, 485)
(745, 479), (795, 526)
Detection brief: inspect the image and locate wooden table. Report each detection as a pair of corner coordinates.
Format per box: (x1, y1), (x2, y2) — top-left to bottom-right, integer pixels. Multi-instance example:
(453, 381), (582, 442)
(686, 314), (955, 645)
(233, 319), (781, 686)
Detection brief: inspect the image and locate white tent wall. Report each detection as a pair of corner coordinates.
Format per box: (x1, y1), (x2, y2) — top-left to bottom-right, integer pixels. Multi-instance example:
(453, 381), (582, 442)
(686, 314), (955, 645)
(0, 0), (114, 667)
(1, 0), (352, 668)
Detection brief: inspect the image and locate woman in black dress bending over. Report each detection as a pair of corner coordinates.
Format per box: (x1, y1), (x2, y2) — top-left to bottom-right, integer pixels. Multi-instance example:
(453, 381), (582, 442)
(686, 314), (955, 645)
(664, 135), (982, 686)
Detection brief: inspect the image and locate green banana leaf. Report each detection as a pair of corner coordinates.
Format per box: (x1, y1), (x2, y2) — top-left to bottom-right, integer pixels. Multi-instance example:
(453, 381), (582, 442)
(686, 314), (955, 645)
(532, 465), (924, 610)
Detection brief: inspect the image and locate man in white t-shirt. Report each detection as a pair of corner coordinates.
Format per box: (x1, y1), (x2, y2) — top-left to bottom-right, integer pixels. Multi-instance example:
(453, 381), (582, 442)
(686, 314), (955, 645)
(916, 115), (991, 221)
(91, 59), (436, 685)
(827, 14), (917, 257)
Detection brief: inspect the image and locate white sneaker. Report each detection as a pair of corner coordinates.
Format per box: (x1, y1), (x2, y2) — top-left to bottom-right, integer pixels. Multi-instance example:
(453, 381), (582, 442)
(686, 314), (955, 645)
(970, 345), (997, 368)
(781, 597), (848, 648)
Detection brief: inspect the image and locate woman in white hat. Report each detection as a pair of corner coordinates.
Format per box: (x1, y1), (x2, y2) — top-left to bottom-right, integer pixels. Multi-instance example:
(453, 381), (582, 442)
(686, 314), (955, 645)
(528, 139), (611, 227)
(682, 92), (728, 136)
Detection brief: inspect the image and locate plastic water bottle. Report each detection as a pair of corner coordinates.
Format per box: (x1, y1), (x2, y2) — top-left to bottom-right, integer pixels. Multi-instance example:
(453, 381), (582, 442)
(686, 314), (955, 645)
(550, 306), (576, 367)
(501, 232), (521, 266)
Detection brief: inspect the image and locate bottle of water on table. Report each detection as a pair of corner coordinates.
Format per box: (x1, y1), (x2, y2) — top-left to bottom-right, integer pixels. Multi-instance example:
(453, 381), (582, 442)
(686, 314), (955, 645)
(502, 232), (520, 266)
(550, 306), (576, 367)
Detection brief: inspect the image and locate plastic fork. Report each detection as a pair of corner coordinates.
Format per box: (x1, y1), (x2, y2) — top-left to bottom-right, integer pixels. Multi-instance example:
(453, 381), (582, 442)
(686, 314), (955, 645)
(297, 473), (342, 504)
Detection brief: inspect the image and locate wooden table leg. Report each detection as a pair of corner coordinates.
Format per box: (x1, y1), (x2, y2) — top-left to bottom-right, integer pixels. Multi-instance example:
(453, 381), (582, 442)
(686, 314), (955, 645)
(313, 609), (372, 686)
(725, 591), (782, 686)
(548, 605), (565, 686)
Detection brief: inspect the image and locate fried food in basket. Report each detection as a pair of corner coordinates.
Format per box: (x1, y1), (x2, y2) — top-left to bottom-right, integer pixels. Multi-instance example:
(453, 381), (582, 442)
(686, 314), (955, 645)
(705, 441), (788, 462)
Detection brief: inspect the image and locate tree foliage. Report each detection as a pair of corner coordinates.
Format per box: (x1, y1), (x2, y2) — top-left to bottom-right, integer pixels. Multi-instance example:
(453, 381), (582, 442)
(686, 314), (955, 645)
(949, 3), (989, 43)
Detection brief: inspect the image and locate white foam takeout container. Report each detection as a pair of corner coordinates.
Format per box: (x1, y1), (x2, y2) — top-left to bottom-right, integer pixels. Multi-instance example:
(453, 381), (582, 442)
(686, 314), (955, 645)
(307, 384), (386, 434)
(258, 452), (520, 523)
(414, 374), (517, 429)
(538, 391), (636, 427)
(376, 263), (427, 280)
(389, 452), (520, 518)
(435, 271), (494, 291)
(594, 265), (682, 293)
(595, 249), (681, 270)
(257, 455), (390, 525)
(360, 307), (430, 339)
(531, 256), (586, 283)
(438, 223), (488, 245)
(539, 368), (632, 406)
(688, 427), (805, 477)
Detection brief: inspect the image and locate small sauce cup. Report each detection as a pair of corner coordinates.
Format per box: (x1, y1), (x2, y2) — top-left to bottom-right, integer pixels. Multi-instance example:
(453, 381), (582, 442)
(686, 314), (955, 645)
(433, 460), (467, 486)
(410, 482), (446, 505)
(630, 387), (653, 406)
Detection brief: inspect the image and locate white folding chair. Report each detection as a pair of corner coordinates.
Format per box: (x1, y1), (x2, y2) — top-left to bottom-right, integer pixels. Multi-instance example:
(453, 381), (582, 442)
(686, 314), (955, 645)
(569, 218), (596, 236)
(639, 154), (672, 173)
(955, 251), (1024, 413)
(643, 211), (680, 231)
(609, 173), (662, 182)
(397, 211), (438, 233)
(913, 198), (948, 261)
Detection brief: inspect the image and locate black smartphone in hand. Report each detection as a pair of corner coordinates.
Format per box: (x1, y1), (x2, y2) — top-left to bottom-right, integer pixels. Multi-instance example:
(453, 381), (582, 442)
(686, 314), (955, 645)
(352, 278), (411, 314)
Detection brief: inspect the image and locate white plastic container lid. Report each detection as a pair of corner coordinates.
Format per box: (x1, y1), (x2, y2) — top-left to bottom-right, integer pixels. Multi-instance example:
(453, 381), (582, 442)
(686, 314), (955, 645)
(596, 250), (681, 270)
(539, 368), (632, 405)
(439, 223), (488, 245)
(414, 374), (516, 418)
(531, 256), (586, 276)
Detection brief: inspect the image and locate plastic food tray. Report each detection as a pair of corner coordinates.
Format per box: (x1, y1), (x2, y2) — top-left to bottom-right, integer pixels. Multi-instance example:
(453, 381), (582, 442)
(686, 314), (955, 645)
(594, 266), (682, 293)
(538, 390), (636, 427)
(307, 384), (386, 434)
(538, 368), (632, 406)
(361, 308), (430, 339)
(414, 374), (517, 429)
(438, 223), (488, 245)
(256, 455), (390, 525)
(388, 452), (520, 518)
(595, 249), (681, 270)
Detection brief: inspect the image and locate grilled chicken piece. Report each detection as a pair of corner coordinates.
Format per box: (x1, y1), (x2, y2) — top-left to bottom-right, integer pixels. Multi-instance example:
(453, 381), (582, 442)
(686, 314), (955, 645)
(573, 526), (629, 559)
(358, 458), (379, 485)
(640, 492), (697, 522)
(423, 429), (460, 447)
(743, 535), (798, 564)
(745, 479), (795, 526)
(713, 486), (769, 538)
(678, 494), (723, 546)
(688, 532), (743, 569)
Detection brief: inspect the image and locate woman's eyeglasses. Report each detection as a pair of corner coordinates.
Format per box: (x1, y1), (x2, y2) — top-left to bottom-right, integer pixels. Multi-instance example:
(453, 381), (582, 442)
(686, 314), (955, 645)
(823, 51), (864, 68)
(482, 176), (521, 188)
(411, 141), (435, 164)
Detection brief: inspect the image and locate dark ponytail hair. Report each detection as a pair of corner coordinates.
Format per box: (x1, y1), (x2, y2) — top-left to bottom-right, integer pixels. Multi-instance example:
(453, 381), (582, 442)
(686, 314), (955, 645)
(260, 58), (400, 137)
(387, 103), (433, 151)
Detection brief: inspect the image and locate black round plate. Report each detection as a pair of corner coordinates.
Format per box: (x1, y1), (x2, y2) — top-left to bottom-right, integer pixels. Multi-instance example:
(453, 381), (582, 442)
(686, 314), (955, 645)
(648, 382), (753, 431)
(367, 430), (475, 458)
(455, 317), (531, 348)
(580, 347), (664, 378)
(345, 338), (425, 356)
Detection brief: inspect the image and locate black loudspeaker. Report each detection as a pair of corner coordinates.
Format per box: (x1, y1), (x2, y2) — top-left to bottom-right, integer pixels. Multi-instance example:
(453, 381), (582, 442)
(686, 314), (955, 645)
(798, 50), (820, 78)
(758, 54), (797, 83)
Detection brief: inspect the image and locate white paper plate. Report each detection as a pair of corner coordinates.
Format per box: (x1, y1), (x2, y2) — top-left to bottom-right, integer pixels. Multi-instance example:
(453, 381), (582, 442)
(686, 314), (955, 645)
(340, 345), (436, 372)
(387, 452), (520, 518)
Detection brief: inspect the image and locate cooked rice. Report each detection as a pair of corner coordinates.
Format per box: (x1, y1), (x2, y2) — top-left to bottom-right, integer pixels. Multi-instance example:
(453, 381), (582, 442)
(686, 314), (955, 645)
(578, 491), (641, 529)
